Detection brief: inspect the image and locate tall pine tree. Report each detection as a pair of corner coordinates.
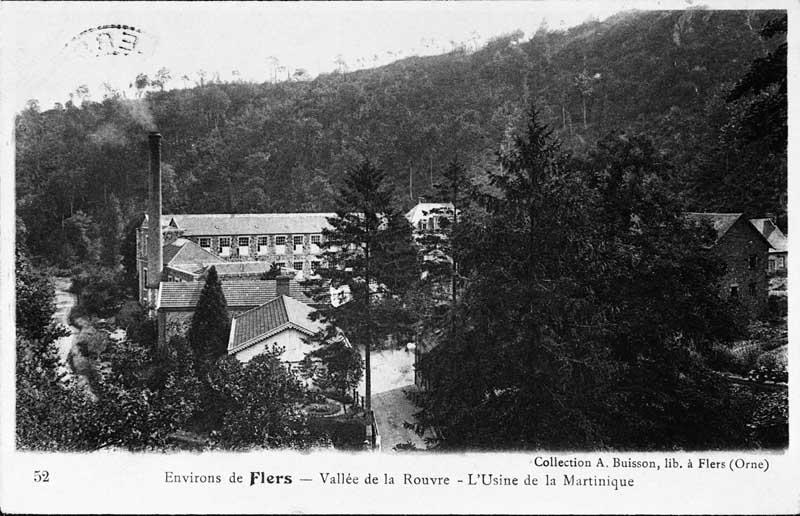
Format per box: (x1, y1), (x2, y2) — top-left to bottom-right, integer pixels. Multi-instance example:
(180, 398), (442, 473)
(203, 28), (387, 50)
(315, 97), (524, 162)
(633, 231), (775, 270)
(310, 159), (417, 411)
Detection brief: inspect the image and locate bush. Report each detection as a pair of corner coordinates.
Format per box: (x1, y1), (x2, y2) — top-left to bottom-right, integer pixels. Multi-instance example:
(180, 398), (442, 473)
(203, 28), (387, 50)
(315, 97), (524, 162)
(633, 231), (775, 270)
(70, 266), (127, 318)
(76, 328), (110, 358)
(748, 353), (788, 383)
(324, 390), (354, 405)
(737, 345), (763, 374)
(705, 343), (740, 373)
(116, 302), (157, 350)
(308, 415), (367, 450)
(766, 295), (787, 319)
(748, 390), (788, 447)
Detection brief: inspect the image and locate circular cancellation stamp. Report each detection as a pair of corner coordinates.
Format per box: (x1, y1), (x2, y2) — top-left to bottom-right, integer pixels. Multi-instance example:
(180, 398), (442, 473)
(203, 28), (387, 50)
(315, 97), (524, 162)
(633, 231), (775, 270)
(64, 24), (157, 59)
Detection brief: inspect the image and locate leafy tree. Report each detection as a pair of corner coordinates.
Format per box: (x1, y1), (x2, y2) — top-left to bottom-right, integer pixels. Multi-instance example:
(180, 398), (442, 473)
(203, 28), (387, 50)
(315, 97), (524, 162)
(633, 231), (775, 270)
(310, 159), (417, 411)
(309, 335), (363, 399)
(16, 220), (62, 341)
(100, 193), (125, 267)
(207, 350), (314, 449)
(187, 266), (230, 365)
(726, 14), (786, 154)
(70, 266), (127, 318)
(121, 214), (145, 295)
(16, 335), (92, 450)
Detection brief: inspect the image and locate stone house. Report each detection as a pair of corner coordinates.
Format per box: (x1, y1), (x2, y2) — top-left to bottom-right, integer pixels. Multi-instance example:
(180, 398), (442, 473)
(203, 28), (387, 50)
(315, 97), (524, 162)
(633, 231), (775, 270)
(137, 212), (334, 305)
(156, 276), (314, 348)
(686, 212), (771, 316)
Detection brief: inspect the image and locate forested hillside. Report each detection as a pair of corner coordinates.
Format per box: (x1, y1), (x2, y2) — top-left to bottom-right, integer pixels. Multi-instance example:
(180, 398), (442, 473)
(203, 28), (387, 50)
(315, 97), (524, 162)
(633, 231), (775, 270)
(15, 10), (786, 267)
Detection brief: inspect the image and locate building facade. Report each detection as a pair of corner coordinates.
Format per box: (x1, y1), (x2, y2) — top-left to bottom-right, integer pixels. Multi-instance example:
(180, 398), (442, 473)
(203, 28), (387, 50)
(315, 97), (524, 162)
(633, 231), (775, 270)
(137, 212), (334, 305)
(749, 217), (788, 273)
(686, 213), (771, 316)
(156, 277), (314, 348)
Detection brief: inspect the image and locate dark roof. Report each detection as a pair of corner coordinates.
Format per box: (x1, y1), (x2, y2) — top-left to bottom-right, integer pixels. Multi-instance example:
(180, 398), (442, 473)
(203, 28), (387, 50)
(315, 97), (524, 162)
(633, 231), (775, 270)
(163, 238), (224, 268)
(749, 218), (788, 253)
(227, 295), (325, 352)
(160, 213), (335, 236)
(684, 213), (743, 240)
(158, 279), (312, 309)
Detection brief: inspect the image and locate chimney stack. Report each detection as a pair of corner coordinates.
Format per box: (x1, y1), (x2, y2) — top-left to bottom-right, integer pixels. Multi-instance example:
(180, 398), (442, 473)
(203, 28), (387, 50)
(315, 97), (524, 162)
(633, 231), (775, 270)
(147, 132), (163, 291)
(276, 274), (291, 297)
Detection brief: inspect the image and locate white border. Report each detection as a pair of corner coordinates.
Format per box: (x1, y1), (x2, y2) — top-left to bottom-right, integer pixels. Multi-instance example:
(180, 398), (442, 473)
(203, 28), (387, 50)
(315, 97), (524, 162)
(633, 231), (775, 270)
(1, 1), (798, 514)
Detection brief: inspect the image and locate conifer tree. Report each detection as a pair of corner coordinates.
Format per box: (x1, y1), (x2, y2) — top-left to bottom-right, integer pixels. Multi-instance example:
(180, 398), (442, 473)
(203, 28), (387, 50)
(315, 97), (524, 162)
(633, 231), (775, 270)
(310, 159), (417, 412)
(188, 266), (230, 366)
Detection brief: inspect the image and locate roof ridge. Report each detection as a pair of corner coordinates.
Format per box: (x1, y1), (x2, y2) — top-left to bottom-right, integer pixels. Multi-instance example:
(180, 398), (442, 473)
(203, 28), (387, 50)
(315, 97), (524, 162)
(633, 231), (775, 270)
(235, 295), (283, 319)
(277, 294), (289, 322)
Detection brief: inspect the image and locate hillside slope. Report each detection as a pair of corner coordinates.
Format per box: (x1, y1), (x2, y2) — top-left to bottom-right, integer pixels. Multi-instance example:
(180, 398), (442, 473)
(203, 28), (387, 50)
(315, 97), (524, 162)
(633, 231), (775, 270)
(15, 10), (785, 266)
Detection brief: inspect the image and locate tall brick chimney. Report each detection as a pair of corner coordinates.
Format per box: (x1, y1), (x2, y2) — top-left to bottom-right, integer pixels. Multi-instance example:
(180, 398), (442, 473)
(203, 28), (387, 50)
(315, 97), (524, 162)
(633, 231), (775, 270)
(147, 132), (163, 293)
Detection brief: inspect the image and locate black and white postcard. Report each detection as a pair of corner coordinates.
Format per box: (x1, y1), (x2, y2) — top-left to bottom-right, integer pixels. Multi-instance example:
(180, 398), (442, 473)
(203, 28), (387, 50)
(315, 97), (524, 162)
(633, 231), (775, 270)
(0, 1), (797, 513)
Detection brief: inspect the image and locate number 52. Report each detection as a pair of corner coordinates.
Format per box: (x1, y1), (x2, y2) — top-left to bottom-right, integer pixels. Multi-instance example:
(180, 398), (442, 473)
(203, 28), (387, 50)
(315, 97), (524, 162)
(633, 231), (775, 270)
(33, 470), (50, 482)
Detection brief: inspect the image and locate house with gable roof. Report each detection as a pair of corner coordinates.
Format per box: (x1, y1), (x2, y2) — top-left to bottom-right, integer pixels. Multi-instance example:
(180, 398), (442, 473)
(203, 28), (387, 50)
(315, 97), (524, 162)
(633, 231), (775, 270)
(685, 212), (771, 316)
(749, 216), (788, 273)
(156, 275), (316, 348)
(227, 294), (348, 372)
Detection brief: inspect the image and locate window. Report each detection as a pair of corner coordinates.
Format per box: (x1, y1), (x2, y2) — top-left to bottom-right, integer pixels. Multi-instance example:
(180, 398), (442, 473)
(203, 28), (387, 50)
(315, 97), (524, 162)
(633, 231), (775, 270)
(275, 261), (286, 269)
(778, 256), (786, 269)
(748, 254), (758, 270)
(748, 282), (756, 296)
(275, 235), (287, 254)
(293, 235), (305, 254)
(311, 260), (321, 273)
(418, 220), (426, 231)
(730, 285), (739, 300)
(219, 237), (231, 256)
(293, 261), (304, 271)
(199, 237), (211, 249)
(310, 234), (322, 254)
(257, 236), (269, 255)
(769, 258), (776, 272)
(238, 236), (250, 256)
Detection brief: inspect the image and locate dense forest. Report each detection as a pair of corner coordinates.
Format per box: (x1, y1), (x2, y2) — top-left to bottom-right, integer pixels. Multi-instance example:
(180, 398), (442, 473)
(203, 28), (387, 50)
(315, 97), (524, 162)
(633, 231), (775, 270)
(15, 9), (786, 267)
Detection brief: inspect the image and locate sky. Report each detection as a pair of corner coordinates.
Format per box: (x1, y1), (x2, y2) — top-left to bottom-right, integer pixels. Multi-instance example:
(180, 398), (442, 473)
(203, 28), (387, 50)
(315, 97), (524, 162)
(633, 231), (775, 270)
(2, 1), (630, 112)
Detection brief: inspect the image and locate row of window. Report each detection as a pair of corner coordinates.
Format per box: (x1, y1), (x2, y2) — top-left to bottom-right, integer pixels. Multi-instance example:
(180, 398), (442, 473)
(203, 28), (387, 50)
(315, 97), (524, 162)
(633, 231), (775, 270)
(198, 234), (323, 257)
(275, 260), (323, 272)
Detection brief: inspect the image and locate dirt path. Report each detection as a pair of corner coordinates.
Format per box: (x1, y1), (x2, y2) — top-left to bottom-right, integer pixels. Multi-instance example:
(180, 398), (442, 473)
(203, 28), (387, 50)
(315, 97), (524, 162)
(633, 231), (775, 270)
(357, 348), (431, 451)
(52, 277), (79, 368)
(372, 385), (429, 451)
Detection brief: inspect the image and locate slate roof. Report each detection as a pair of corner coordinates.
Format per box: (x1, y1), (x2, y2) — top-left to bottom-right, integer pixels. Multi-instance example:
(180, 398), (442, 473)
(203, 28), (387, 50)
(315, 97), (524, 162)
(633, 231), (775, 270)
(160, 213), (335, 236)
(158, 280), (313, 309)
(684, 213), (743, 240)
(227, 295), (326, 353)
(749, 218), (788, 253)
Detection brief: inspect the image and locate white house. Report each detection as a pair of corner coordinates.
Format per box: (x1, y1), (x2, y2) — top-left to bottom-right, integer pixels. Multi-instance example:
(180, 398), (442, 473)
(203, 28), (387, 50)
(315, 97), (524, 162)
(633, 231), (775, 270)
(227, 294), (349, 378)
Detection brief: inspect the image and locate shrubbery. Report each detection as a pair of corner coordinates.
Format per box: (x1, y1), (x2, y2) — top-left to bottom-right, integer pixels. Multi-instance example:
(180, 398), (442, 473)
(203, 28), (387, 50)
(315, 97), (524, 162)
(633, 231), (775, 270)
(70, 265), (127, 319)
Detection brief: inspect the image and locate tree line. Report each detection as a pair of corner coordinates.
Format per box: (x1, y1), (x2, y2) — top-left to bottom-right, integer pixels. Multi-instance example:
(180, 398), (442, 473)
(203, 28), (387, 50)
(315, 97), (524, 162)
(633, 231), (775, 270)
(15, 10), (785, 271)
